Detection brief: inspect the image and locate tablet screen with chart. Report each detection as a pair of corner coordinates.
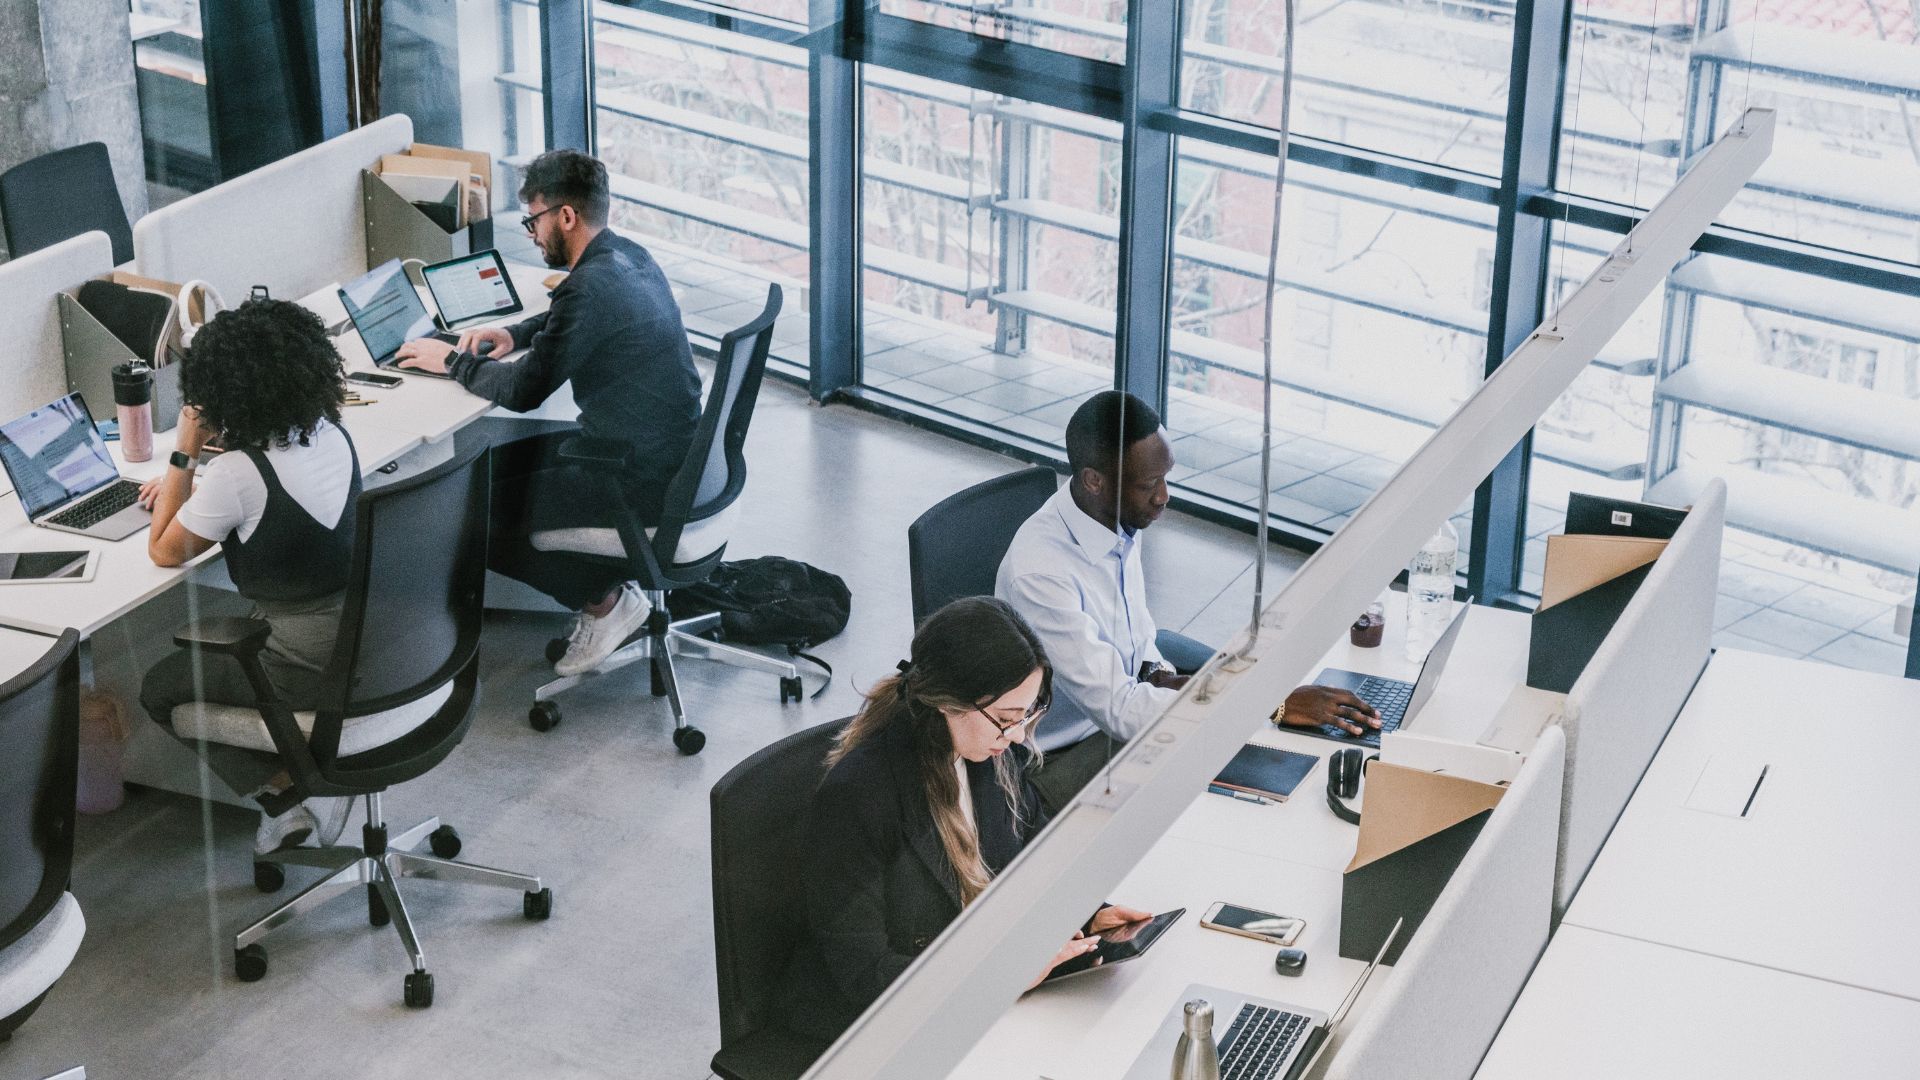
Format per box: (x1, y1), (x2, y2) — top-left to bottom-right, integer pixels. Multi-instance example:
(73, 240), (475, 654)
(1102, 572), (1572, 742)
(422, 250), (524, 328)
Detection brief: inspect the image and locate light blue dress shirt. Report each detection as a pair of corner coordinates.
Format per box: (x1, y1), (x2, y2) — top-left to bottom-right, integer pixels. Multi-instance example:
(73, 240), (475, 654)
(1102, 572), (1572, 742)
(996, 485), (1173, 752)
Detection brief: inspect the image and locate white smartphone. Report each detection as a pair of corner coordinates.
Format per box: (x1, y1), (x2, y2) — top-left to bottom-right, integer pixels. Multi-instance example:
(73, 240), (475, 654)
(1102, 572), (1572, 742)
(1200, 901), (1305, 946)
(0, 550), (97, 585)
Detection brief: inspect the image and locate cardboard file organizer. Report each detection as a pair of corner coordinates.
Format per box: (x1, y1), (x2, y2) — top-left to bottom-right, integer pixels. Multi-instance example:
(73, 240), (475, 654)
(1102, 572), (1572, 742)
(363, 143), (495, 268)
(57, 271), (197, 431)
(1526, 493), (1690, 693)
(1341, 763), (1505, 965)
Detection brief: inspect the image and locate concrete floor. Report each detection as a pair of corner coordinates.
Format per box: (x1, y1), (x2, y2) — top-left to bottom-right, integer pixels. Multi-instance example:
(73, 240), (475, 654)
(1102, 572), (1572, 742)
(6, 376), (1293, 1080)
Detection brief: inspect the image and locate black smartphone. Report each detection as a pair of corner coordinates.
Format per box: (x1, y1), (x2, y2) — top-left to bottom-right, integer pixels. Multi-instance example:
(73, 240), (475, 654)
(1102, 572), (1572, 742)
(346, 371), (404, 389)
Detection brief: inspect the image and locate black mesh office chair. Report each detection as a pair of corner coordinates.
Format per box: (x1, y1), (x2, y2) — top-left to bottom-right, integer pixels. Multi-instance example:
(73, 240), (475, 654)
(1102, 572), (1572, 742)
(525, 284), (799, 754)
(0, 630), (83, 1041)
(0, 143), (134, 263)
(908, 468), (1215, 672)
(708, 718), (847, 1080)
(165, 442), (550, 1008)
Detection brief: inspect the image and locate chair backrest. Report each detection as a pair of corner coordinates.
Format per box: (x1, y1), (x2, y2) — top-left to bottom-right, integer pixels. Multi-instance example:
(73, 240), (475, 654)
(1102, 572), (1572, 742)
(0, 630), (80, 953)
(307, 439), (490, 775)
(907, 466), (1058, 624)
(651, 284), (781, 577)
(0, 144), (133, 263)
(709, 717), (850, 1046)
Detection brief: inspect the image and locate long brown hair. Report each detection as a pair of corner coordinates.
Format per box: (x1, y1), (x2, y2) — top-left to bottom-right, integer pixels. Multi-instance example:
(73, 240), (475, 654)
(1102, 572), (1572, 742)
(829, 597), (1051, 903)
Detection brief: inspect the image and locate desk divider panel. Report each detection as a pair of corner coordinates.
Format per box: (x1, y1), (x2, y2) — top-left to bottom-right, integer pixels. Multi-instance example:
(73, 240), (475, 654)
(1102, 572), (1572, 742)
(132, 115), (414, 304)
(0, 232), (114, 422)
(1554, 480), (1726, 916)
(1325, 727), (1565, 1080)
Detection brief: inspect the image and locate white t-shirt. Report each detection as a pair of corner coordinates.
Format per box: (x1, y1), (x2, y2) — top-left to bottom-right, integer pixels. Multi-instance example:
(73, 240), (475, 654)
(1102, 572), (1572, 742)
(175, 422), (354, 545)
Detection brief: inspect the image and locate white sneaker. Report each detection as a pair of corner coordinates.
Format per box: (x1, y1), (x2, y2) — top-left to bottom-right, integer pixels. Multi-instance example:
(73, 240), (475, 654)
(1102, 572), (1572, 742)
(255, 804), (318, 855)
(311, 796), (354, 847)
(554, 583), (652, 677)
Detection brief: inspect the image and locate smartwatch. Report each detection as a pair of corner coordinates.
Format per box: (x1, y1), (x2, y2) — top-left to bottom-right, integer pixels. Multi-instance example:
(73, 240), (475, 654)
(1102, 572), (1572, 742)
(169, 450), (195, 471)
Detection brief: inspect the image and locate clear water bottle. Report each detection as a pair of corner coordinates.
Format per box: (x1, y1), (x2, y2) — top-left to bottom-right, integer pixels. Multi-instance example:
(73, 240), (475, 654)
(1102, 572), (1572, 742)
(1404, 519), (1459, 662)
(1171, 999), (1221, 1080)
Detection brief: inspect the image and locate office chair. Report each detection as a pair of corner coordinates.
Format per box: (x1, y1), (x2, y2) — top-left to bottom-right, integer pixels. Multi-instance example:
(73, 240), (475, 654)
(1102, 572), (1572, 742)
(525, 284), (799, 754)
(0, 143), (134, 263)
(908, 469), (1215, 673)
(0, 630), (84, 1042)
(708, 718), (848, 1080)
(166, 441), (550, 1008)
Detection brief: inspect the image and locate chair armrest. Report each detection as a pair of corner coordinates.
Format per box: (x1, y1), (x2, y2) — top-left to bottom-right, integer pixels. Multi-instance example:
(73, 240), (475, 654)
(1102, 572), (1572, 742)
(557, 435), (633, 469)
(173, 616), (271, 654)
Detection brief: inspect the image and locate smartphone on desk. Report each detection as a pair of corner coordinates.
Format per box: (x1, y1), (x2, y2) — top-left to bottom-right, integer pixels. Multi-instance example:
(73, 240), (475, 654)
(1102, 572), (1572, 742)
(346, 371), (404, 389)
(1201, 902), (1304, 946)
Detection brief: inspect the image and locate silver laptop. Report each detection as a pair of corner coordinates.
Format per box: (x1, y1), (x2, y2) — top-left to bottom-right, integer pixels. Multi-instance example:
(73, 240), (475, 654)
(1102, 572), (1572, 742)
(1300, 601), (1474, 749)
(0, 393), (149, 540)
(1121, 920), (1402, 1080)
(337, 258), (458, 378)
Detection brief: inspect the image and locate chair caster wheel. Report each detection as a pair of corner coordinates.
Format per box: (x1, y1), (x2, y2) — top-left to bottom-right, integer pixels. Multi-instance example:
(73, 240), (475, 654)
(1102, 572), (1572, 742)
(529, 701), (561, 732)
(780, 675), (803, 703)
(429, 825), (462, 859)
(254, 861), (285, 893)
(545, 637), (568, 664)
(404, 970), (434, 1008)
(235, 944), (268, 982)
(368, 883), (390, 927)
(524, 887), (554, 920)
(672, 726), (706, 755)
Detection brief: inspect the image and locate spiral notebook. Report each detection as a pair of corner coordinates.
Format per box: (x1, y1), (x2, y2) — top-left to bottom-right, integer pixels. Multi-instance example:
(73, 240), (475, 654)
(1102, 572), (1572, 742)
(1213, 744), (1321, 802)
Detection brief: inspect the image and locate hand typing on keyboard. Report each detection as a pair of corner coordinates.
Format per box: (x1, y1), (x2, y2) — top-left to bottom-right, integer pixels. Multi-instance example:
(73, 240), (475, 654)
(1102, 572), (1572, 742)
(1273, 685), (1381, 737)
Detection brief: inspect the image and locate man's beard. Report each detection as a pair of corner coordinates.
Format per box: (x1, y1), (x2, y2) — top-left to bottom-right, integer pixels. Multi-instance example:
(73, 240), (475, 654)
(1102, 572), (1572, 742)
(541, 234), (568, 268)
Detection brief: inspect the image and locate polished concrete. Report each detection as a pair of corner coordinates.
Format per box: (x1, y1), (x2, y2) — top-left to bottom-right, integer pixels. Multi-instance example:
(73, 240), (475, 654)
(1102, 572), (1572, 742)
(4, 377), (1293, 1080)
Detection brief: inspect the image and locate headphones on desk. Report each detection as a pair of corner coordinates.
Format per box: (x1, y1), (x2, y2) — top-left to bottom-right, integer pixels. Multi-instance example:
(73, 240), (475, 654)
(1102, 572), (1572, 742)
(1325, 747), (1378, 826)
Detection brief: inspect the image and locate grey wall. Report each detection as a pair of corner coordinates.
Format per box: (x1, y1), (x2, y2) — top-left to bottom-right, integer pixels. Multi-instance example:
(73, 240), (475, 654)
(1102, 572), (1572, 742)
(0, 0), (148, 258)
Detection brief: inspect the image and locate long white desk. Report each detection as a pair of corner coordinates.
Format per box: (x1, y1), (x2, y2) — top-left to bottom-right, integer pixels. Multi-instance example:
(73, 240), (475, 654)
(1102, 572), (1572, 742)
(0, 626), (61, 684)
(1475, 924), (1920, 1080)
(1560, 647), (1920, 1002)
(946, 598), (1535, 1080)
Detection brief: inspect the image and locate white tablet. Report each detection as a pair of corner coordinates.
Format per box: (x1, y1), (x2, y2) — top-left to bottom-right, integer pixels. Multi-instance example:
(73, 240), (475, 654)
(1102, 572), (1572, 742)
(0, 550), (98, 584)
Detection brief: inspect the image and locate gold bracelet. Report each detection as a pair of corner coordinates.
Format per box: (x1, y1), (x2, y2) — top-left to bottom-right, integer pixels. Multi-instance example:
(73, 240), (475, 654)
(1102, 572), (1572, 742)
(1271, 702), (1287, 727)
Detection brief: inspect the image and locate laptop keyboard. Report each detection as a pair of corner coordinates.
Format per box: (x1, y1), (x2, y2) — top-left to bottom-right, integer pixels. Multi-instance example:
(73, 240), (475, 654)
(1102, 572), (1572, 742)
(1218, 1002), (1312, 1080)
(46, 479), (141, 530)
(1316, 676), (1411, 748)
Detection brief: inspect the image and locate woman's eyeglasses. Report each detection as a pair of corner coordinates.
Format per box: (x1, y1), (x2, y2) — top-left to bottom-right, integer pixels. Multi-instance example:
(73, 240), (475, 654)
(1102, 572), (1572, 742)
(977, 694), (1049, 736)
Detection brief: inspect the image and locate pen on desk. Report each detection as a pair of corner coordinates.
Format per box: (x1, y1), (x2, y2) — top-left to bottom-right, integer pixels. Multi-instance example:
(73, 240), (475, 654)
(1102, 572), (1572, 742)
(1206, 785), (1272, 806)
(341, 399), (374, 407)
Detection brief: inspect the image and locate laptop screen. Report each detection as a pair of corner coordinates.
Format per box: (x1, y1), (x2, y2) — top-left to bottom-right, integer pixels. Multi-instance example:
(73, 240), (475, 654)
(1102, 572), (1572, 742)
(340, 258), (436, 363)
(0, 394), (119, 519)
(422, 249), (522, 327)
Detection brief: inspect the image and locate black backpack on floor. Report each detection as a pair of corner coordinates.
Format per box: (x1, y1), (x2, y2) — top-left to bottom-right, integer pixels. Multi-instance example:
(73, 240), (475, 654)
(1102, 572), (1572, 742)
(670, 557), (851, 694)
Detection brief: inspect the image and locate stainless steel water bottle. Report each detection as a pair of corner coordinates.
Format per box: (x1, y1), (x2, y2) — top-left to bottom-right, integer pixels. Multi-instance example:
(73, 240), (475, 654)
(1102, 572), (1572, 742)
(1172, 998), (1221, 1080)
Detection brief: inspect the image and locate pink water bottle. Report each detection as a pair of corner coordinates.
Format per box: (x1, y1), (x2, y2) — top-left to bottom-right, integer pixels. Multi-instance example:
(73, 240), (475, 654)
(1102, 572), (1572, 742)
(113, 361), (154, 463)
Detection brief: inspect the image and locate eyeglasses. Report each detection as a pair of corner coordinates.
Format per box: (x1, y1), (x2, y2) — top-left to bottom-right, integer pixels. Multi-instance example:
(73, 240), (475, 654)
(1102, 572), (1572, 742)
(976, 693), (1049, 736)
(520, 205), (563, 234)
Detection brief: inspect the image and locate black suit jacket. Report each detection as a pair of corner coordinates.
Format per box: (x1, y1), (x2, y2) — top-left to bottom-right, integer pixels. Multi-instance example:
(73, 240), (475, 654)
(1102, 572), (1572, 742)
(777, 721), (1047, 1043)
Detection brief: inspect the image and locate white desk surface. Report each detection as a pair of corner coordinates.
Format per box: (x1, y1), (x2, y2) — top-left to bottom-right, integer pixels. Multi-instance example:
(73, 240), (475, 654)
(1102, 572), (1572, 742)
(1562, 647), (1920, 1002)
(1475, 924), (1920, 1080)
(947, 598), (1536, 1080)
(0, 260), (555, 639)
(0, 625), (60, 684)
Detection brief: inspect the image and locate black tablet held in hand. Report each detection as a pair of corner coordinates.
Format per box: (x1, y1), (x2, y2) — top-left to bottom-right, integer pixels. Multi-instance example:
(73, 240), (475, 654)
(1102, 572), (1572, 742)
(1044, 907), (1187, 983)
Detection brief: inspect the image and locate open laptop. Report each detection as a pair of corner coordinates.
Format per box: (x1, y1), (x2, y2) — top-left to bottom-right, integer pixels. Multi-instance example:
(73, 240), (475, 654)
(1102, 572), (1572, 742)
(1121, 920), (1401, 1080)
(0, 393), (150, 540)
(337, 258), (460, 378)
(421, 249), (524, 331)
(1298, 601), (1473, 749)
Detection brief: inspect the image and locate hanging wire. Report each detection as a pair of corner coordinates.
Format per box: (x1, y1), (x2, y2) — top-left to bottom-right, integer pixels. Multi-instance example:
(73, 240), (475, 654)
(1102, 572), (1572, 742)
(1232, 0), (1298, 662)
(1551, 0), (1594, 331)
(1738, 0), (1762, 130)
(1625, 0), (1662, 253)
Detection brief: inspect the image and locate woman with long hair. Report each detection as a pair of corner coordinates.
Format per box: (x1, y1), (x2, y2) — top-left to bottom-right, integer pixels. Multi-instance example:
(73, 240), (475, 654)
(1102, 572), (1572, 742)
(779, 596), (1148, 1043)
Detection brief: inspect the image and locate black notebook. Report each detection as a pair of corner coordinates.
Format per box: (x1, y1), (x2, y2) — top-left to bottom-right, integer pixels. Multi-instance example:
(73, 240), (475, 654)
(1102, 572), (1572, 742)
(1213, 744), (1321, 801)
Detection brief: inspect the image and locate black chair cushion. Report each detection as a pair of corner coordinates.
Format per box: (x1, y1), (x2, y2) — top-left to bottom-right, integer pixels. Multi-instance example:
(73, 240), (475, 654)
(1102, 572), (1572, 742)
(907, 466), (1058, 624)
(0, 142), (133, 263)
(710, 1025), (833, 1080)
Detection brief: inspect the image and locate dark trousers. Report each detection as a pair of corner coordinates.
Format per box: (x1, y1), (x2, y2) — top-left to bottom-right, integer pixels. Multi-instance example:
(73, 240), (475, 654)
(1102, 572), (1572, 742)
(489, 431), (669, 610)
(140, 644), (328, 803)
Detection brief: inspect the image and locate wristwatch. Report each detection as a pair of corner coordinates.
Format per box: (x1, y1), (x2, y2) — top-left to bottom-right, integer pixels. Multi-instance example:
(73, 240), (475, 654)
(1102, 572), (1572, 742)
(169, 450), (195, 471)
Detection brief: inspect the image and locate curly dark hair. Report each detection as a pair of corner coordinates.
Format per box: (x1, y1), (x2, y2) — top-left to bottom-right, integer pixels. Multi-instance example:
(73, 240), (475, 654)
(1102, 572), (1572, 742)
(179, 298), (345, 451)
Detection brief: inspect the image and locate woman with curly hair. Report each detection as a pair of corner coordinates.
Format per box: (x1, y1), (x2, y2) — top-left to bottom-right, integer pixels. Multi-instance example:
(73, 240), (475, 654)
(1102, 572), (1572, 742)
(137, 298), (359, 854)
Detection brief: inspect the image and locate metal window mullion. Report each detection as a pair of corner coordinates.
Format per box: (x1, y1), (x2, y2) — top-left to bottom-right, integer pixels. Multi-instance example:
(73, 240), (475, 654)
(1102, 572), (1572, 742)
(1112, 0), (1180, 413)
(1469, 0), (1571, 603)
(539, 0), (594, 150)
(807, 1), (860, 400)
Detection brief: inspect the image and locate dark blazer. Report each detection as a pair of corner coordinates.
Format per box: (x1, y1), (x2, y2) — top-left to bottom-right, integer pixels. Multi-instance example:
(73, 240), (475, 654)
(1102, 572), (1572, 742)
(448, 229), (701, 486)
(777, 720), (1047, 1043)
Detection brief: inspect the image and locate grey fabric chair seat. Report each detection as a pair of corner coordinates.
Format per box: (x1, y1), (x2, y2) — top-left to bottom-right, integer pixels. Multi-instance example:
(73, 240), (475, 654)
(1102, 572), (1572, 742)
(170, 681), (453, 757)
(0, 893), (83, 1023)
